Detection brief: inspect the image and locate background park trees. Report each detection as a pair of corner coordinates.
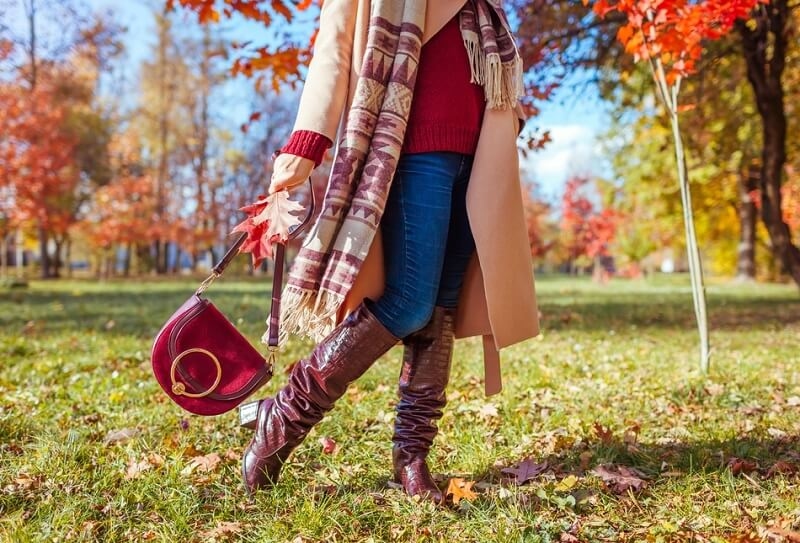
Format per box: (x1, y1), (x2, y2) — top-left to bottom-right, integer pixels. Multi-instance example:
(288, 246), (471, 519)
(0, 0), (797, 286)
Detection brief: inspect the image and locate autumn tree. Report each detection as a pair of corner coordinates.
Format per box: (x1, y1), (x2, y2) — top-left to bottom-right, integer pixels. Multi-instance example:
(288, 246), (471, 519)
(0, 0), (120, 277)
(735, 1), (800, 284)
(559, 177), (618, 276)
(521, 181), (557, 261)
(513, 0), (800, 288)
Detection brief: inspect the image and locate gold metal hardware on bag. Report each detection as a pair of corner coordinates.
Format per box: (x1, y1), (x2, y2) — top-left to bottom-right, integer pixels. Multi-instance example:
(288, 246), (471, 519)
(170, 348), (222, 398)
(266, 346), (278, 372)
(195, 272), (220, 295)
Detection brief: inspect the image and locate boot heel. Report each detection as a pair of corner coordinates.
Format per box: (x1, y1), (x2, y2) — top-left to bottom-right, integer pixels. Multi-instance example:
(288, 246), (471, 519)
(239, 400), (261, 430)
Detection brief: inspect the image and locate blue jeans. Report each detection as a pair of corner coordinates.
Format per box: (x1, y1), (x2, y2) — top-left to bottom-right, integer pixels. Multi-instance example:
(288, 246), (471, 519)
(370, 152), (476, 339)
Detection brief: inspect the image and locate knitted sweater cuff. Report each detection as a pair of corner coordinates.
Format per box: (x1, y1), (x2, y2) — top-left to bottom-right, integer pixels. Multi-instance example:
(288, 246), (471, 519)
(280, 130), (332, 167)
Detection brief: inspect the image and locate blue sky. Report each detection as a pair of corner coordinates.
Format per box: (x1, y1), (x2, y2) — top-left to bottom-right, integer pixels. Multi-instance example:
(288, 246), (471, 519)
(87, 0), (610, 200)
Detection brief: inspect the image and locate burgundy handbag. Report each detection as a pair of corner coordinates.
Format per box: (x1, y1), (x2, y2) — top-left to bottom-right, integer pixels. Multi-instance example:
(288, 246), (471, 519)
(151, 185), (315, 416)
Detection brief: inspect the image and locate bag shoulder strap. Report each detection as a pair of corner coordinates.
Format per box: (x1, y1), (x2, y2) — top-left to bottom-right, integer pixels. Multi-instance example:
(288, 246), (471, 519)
(196, 181), (316, 349)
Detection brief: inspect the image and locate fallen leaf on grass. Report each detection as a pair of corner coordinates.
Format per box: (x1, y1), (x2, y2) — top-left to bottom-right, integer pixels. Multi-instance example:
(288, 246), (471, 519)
(579, 451), (593, 472)
(319, 436), (337, 455)
(478, 403), (499, 419)
(766, 527), (800, 542)
(182, 453), (221, 475)
(125, 453), (164, 480)
(767, 427), (789, 440)
(125, 459), (152, 480)
(103, 427), (140, 446)
(223, 449), (240, 462)
(765, 460), (798, 478)
(593, 422), (614, 444)
(728, 457), (759, 476)
(10, 473), (42, 491)
(623, 422), (640, 448)
(446, 478), (477, 505)
(786, 396), (800, 407)
(554, 474), (578, 492)
(199, 521), (243, 542)
(591, 464), (648, 494)
(501, 458), (549, 485)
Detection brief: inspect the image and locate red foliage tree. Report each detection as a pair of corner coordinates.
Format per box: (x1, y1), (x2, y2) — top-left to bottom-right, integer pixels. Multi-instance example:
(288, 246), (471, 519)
(560, 177), (618, 273)
(0, 78), (80, 276)
(521, 182), (555, 259)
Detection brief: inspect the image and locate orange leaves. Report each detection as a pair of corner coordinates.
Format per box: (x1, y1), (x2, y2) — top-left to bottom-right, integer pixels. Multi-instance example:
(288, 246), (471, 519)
(586, 0), (765, 81)
(445, 478), (477, 505)
(168, 0), (318, 90)
(0, 80), (80, 234)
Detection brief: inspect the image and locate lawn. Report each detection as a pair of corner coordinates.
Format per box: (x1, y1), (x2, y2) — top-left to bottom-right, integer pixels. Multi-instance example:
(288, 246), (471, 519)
(1, 275), (799, 542)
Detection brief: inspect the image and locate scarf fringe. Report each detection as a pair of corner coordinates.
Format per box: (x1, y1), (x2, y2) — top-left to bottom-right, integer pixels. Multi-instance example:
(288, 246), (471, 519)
(268, 285), (342, 346)
(464, 34), (485, 86)
(463, 39), (524, 110)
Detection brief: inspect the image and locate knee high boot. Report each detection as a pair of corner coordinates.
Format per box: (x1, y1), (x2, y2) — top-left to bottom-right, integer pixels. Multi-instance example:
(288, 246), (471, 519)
(392, 306), (455, 503)
(242, 302), (399, 494)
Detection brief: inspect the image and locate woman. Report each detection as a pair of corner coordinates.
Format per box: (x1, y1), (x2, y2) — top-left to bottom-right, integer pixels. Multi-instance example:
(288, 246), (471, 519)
(242, 0), (539, 503)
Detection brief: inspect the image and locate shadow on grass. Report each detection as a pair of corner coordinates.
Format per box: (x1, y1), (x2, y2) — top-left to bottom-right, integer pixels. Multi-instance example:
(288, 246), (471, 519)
(3, 281), (799, 338)
(468, 435), (800, 494)
(0, 285), (275, 337)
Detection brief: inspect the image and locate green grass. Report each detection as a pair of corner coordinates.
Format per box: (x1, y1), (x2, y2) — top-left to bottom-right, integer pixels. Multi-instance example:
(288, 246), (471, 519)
(1, 275), (799, 542)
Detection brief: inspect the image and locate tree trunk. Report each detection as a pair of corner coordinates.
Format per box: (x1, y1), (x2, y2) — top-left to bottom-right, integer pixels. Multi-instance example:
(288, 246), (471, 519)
(65, 238), (72, 278)
(736, 167), (758, 281)
(52, 238), (63, 278)
(15, 228), (24, 278)
(38, 224), (50, 278)
(123, 243), (132, 277)
(0, 234), (7, 279)
(737, 0), (800, 288)
(154, 239), (167, 274)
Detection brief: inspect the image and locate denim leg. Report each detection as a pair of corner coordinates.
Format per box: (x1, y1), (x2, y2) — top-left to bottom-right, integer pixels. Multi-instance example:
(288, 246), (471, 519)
(370, 153), (463, 338)
(436, 156), (476, 308)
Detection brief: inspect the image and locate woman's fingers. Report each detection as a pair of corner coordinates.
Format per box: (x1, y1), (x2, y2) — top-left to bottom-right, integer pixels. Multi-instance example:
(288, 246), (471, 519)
(270, 153), (315, 194)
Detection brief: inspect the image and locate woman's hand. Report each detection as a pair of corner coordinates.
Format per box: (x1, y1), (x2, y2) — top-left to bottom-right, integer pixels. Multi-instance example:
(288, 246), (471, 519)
(269, 153), (315, 194)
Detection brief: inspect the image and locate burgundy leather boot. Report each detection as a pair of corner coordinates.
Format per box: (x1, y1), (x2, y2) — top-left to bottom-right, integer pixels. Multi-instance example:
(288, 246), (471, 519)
(392, 306), (455, 504)
(242, 302), (398, 494)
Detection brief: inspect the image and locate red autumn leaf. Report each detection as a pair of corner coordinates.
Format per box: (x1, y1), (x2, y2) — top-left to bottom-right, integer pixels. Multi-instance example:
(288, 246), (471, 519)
(727, 457), (759, 476)
(501, 458), (550, 485)
(765, 460), (799, 478)
(593, 422), (614, 444)
(319, 436), (337, 455)
(591, 464), (648, 494)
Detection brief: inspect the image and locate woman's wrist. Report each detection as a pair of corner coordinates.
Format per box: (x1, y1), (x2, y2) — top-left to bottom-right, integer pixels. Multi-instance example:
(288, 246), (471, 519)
(280, 130), (332, 167)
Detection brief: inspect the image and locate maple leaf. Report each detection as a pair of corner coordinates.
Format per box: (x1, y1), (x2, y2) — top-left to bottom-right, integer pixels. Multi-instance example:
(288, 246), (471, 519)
(591, 464), (648, 494)
(501, 458), (550, 485)
(593, 422), (614, 444)
(232, 191), (304, 267)
(103, 427), (140, 446)
(199, 521), (243, 542)
(446, 478), (477, 505)
(125, 457), (153, 480)
(766, 460), (798, 478)
(257, 191), (304, 242)
(727, 457), (759, 476)
(181, 452), (222, 475)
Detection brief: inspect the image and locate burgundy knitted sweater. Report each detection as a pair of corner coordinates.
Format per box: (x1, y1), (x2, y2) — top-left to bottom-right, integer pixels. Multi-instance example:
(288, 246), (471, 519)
(281, 15), (485, 166)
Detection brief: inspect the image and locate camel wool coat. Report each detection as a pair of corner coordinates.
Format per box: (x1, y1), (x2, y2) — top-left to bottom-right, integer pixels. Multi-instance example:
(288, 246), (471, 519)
(291, 0), (539, 395)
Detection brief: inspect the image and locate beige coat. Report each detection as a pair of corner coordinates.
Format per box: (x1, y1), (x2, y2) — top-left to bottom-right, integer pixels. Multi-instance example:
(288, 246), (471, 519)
(292, 0), (539, 395)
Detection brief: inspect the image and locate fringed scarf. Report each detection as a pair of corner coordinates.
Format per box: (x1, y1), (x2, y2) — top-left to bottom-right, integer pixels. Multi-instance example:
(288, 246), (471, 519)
(273, 0), (523, 345)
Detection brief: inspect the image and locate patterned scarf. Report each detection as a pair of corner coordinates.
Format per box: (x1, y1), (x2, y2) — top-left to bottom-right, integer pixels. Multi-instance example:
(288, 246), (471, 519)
(275, 0), (523, 345)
